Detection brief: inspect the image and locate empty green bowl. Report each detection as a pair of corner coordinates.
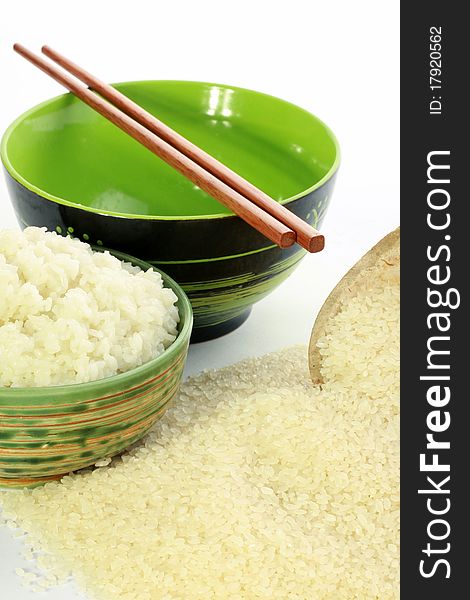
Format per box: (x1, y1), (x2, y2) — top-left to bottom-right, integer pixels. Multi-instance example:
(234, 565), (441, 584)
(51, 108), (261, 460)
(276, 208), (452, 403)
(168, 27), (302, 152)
(0, 251), (193, 488)
(1, 81), (340, 341)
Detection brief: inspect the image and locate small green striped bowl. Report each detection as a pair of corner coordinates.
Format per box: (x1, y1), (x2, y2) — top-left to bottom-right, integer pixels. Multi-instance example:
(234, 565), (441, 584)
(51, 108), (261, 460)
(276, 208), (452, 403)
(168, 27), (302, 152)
(0, 251), (193, 489)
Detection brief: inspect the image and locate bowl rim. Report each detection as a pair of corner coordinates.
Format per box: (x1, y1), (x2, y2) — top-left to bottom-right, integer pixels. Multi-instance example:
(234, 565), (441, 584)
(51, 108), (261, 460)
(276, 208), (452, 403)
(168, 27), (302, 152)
(0, 248), (193, 400)
(0, 79), (341, 221)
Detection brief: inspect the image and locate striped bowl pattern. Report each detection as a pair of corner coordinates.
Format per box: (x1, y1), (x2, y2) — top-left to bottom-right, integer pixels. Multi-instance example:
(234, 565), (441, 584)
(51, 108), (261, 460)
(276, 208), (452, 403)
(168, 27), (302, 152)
(0, 254), (193, 488)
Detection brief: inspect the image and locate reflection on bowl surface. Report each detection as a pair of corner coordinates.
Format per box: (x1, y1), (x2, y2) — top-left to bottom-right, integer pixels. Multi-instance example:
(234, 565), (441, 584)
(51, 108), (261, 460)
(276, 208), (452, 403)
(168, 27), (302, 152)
(1, 81), (340, 340)
(0, 252), (193, 488)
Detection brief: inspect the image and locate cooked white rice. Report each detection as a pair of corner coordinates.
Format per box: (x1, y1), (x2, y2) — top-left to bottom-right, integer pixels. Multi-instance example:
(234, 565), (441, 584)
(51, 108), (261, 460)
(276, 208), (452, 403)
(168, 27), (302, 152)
(0, 227), (179, 387)
(0, 264), (399, 599)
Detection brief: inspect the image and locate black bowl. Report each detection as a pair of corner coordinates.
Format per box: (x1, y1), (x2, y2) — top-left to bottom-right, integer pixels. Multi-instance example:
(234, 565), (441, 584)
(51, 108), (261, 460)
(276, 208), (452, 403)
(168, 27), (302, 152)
(1, 80), (340, 341)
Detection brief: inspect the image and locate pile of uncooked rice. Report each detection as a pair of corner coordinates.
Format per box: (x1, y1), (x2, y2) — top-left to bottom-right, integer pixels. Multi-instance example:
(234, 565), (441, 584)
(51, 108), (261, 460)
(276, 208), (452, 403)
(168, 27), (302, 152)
(0, 227), (179, 387)
(0, 266), (399, 599)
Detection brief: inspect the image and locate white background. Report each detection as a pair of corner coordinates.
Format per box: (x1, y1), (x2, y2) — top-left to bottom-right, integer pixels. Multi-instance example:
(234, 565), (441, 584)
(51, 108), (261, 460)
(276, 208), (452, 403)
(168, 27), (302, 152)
(0, 1), (399, 597)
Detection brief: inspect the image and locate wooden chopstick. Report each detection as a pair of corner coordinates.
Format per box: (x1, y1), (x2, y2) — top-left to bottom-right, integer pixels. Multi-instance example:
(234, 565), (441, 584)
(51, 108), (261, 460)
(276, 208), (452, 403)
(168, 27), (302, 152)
(42, 45), (325, 252)
(41, 46), (325, 254)
(13, 44), (295, 250)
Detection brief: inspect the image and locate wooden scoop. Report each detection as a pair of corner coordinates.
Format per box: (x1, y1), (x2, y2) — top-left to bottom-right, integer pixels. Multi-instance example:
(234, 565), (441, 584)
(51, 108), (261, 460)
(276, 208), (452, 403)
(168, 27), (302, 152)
(308, 228), (400, 384)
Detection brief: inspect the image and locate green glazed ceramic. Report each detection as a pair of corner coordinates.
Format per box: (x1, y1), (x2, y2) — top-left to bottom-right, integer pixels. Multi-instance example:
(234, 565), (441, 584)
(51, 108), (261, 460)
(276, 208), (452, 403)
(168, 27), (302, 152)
(1, 81), (340, 341)
(0, 251), (193, 488)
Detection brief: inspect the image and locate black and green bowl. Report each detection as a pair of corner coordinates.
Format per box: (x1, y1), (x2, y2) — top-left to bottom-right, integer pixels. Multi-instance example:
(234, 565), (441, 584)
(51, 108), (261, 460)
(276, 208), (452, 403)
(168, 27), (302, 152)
(1, 81), (340, 341)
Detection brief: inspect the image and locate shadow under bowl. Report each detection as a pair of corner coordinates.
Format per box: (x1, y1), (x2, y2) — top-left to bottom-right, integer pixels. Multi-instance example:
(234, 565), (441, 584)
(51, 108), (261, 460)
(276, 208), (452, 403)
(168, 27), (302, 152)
(0, 251), (193, 488)
(1, 80), (340, 341)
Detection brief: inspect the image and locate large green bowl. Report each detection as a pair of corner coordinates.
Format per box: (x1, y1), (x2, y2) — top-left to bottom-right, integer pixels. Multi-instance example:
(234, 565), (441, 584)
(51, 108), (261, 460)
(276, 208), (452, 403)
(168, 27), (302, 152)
(0, 251), (193, 488)
(1, 81), (340, 341)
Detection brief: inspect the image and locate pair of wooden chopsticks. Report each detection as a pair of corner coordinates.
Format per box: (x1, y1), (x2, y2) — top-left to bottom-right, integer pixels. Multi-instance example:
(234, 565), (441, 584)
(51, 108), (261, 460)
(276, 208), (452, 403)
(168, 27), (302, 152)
(13, 44), (324, 252)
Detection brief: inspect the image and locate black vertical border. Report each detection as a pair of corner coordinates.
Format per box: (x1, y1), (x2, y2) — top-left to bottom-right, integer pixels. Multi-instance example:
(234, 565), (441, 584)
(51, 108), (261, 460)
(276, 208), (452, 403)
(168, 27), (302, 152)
(401, 4), (466, 598)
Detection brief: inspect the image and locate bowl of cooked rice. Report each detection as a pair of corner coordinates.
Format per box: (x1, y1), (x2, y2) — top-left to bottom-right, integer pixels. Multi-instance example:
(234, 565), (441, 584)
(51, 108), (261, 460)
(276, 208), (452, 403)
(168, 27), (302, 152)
(0, 227), (193, 488)
(1, 80), (340, 342)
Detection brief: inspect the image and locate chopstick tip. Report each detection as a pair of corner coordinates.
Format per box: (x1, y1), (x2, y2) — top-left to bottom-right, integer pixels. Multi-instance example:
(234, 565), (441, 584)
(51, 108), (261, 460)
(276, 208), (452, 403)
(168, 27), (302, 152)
(280, 231), (296, 249)
(308, 234), (325, 253)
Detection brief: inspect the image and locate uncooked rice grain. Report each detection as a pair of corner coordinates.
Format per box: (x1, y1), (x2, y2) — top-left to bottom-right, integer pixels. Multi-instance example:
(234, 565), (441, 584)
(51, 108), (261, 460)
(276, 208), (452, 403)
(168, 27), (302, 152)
(0, 227), (179, 387)
(0, 267), (399, 599)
